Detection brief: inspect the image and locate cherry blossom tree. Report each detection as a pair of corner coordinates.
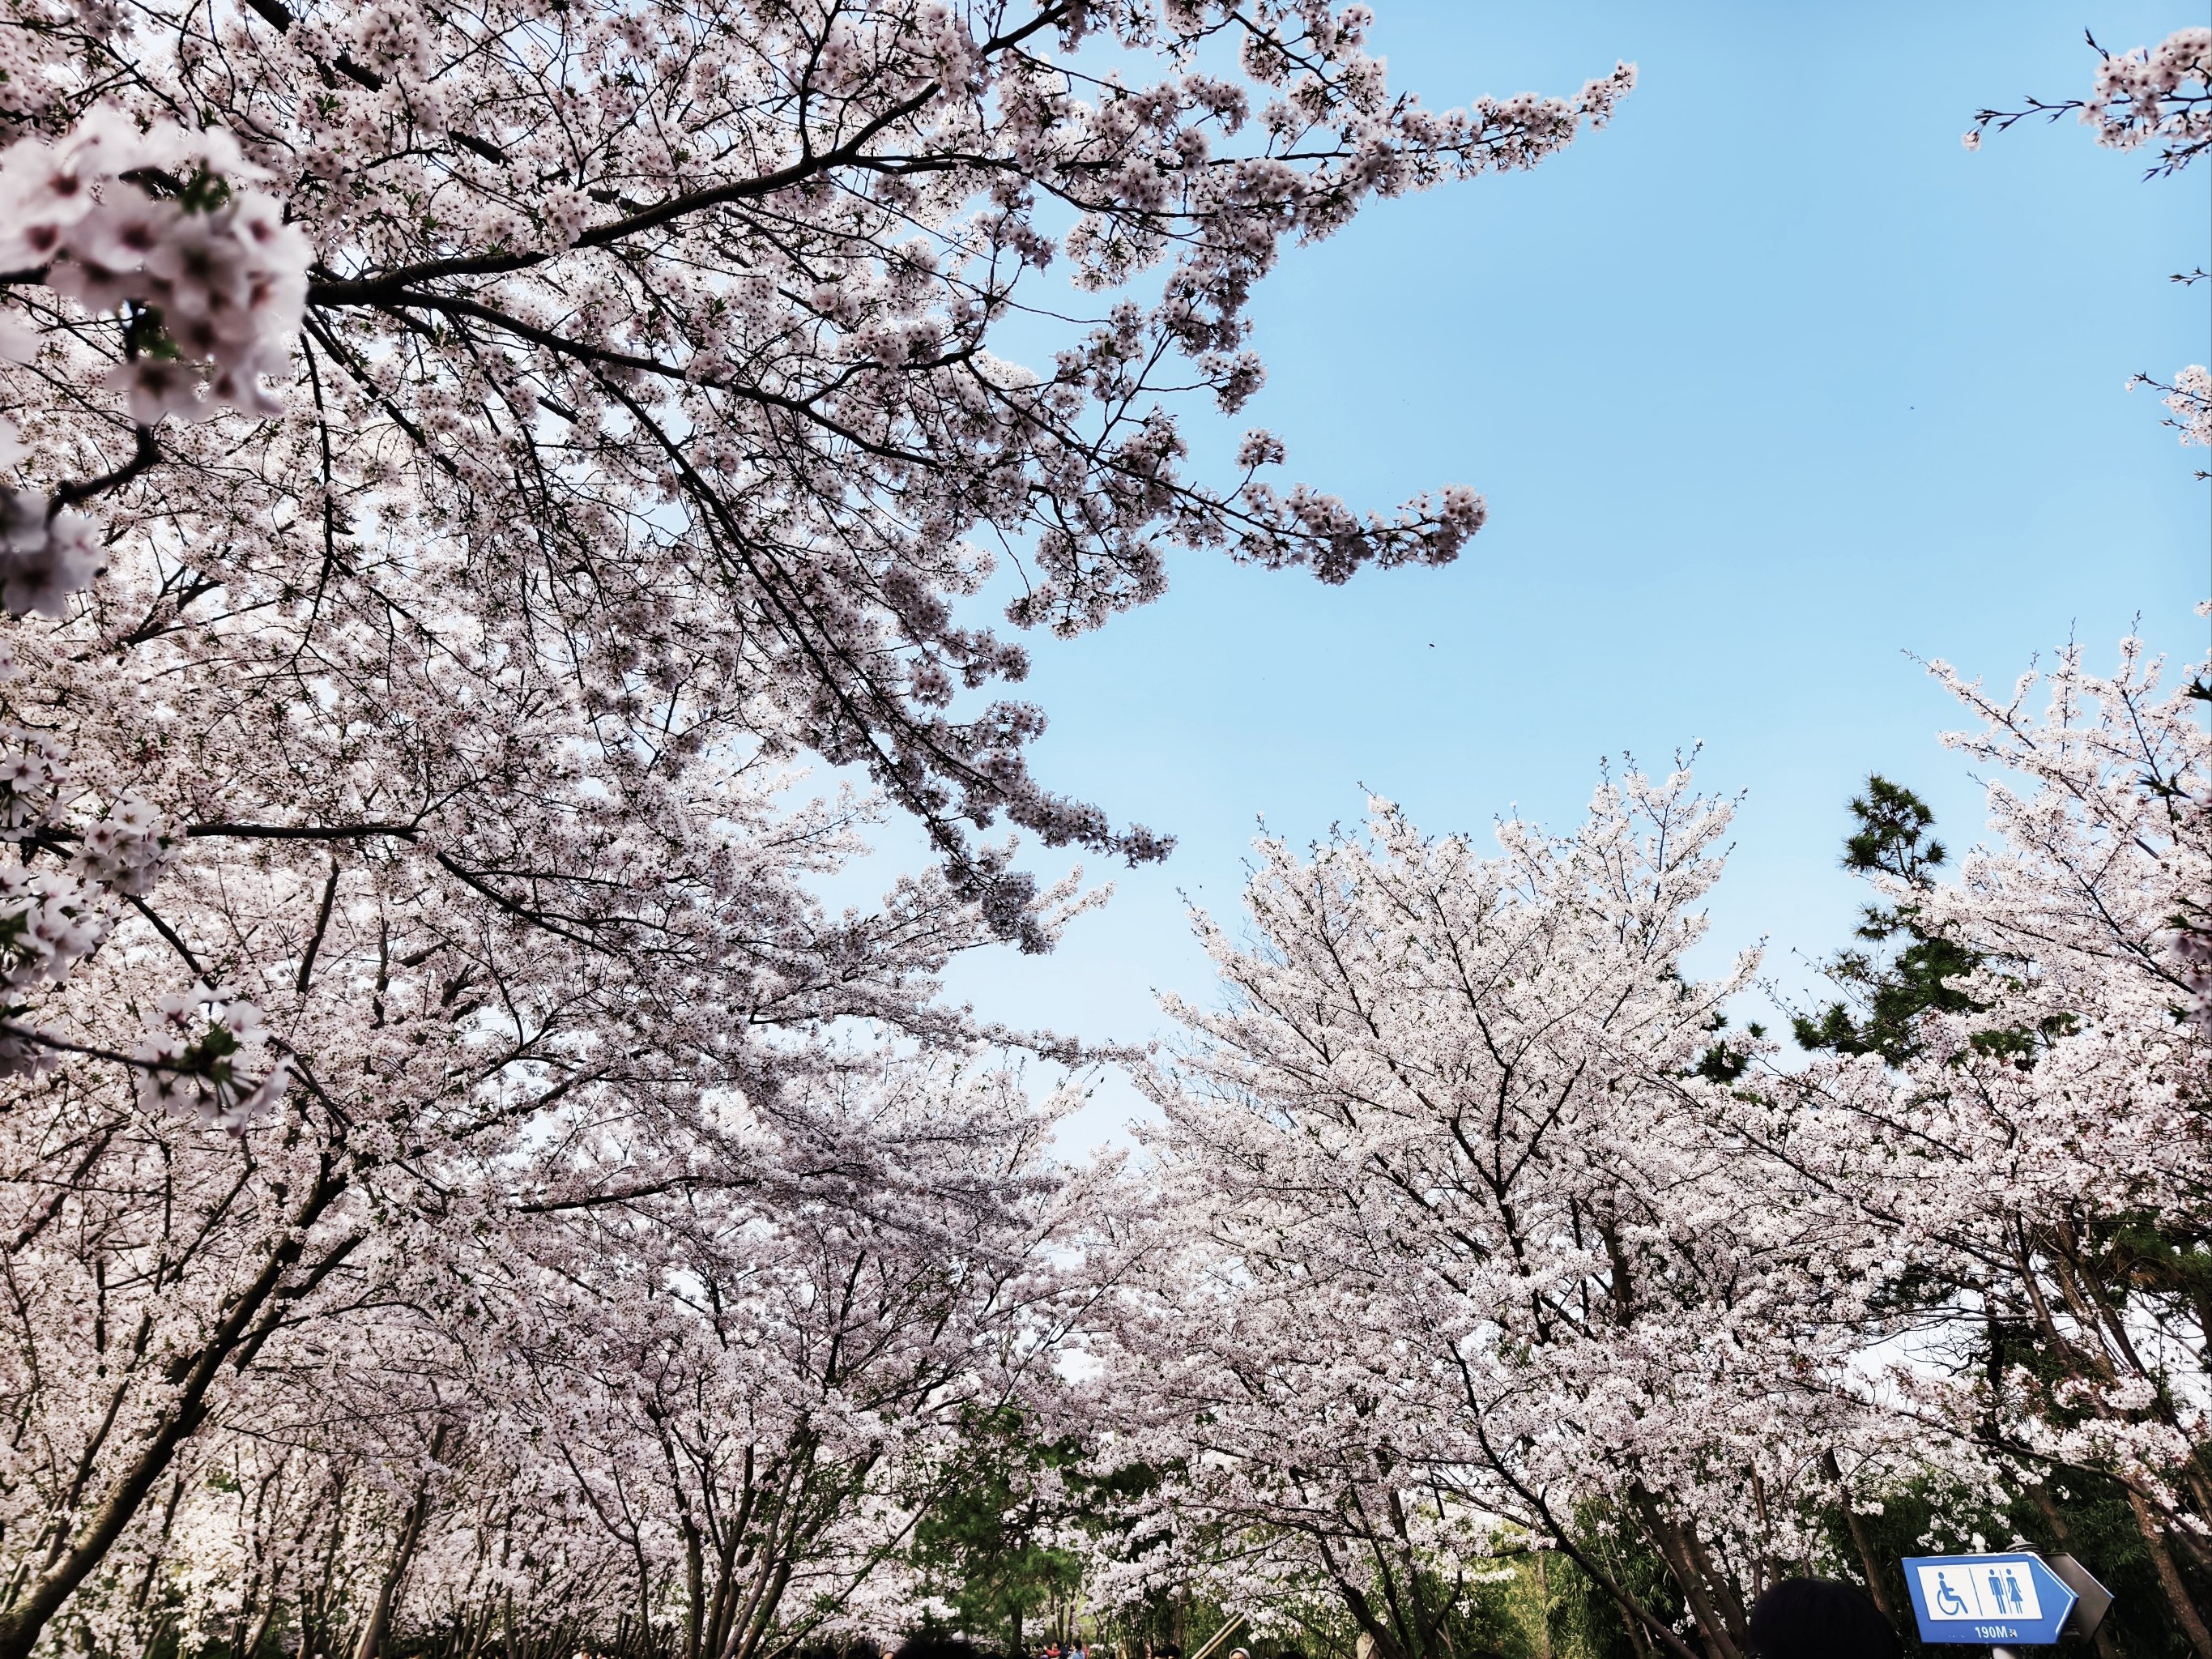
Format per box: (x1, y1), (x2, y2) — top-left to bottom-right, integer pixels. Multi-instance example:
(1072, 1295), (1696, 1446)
(1103, 771), (1893, 1659)
(1768, 636), (2212, 1657)
(0, 2), (1633, 1653)
(1085, 28), (2209, 1655)
(4, 1033), (1116, 1659)
(2, 0), (1632, 970)
(1110, 629), (2210, 1658)
(464, 1056), (1110, 1659)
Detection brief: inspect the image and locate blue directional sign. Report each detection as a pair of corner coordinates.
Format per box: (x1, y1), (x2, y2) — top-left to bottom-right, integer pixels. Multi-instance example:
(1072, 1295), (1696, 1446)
(1902, 1552), (2078, 1647)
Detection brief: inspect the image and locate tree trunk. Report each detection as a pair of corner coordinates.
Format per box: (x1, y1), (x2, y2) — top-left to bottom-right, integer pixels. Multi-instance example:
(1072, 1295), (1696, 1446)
(1680, 1519), (1748, 1644)
(0, 1159), (348, 1659)
(2126, 1487), (2212, 1659)
(353, 1457), (441, 1659)
(682, 1525), (705, 1659)
(703, 1532), (739, 1659)
(2026, 1486), (2120, 1659)
(1822, 1452), (1899, 1628)
(241, 1601), (282, 1659)
(1630, 1491), (1744, 1659)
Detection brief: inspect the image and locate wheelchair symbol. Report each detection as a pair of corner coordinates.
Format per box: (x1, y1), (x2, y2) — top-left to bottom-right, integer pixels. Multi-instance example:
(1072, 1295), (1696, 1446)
(1934, 1572), (1970, 1617)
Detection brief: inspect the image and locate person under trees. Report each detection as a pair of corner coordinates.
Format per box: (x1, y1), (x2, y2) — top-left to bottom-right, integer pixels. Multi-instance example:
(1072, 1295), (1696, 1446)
(1742, 1580), (1899, 1659)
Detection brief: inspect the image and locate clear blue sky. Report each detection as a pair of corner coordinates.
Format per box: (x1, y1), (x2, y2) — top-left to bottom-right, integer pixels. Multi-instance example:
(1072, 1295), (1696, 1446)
(886, 2), (2212, 1149)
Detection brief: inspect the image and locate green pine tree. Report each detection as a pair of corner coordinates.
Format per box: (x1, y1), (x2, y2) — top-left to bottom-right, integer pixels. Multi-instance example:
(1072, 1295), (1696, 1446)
(1792, 776), (1984, 1064)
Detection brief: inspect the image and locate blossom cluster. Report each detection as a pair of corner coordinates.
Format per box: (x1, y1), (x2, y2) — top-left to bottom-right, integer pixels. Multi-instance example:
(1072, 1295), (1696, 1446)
(0, 853), (108, 1074)
(2082, 26), (2212, 168)
(2133, 362), (2212, 457)
(0, 491), (99, 618)
(0, 724), (68, 838)
(130, 982), (290, 1136)
(0, 423), (99, 618)
(0, 864), (103, 992)
(0, 715), (175, 1081)
(0, 725), (174, 892)
(74, 792), (175, 896)
(1964, 25), (2211, 179)
(0, 111), (309, 422)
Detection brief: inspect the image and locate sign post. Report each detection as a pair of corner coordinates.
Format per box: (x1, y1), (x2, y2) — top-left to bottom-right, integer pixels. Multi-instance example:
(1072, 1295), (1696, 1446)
(2047, 1555), (2114, 1643)
(1900, 1552), (2078, 1650)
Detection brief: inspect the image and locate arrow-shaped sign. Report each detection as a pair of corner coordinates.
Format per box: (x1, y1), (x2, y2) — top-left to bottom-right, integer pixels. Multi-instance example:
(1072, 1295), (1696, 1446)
(1901, 1552), (2078, 1647)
